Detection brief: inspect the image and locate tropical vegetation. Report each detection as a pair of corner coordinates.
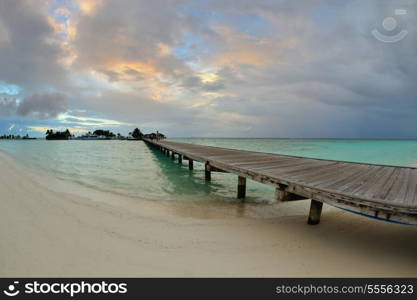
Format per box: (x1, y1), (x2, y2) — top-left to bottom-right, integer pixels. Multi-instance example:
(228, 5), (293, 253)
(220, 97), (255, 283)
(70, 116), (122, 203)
(45, 129), (72, 140)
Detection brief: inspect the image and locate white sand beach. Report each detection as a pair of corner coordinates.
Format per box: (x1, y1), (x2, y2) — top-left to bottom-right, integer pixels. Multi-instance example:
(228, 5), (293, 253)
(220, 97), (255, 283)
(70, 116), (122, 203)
(1, 153), (417, 277)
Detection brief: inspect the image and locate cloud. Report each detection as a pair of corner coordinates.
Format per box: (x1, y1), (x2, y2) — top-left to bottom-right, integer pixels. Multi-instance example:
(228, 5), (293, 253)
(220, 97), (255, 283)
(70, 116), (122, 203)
(71, 0), (192, 80)
(57, 113), (132, 127)
(1, 0), (417, 138)
(0, 96), (18, 116)
(27, 126), (88, 134)
(0, 0), (67, 90)
(180, 73), (226, 92)
(17, 92), (69, 120)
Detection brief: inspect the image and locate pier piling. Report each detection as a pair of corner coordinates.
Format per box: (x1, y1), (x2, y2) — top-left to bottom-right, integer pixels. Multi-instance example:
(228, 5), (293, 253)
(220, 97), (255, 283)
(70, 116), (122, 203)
(275, 185), (288, 202)
(237, 176), (246, 200)
(307, 200), (323, 225)
(189, 159), (193, 170)
(178, 155), (182, 164)
(275, 185), (307, 202)
(205, 163), (211, 181)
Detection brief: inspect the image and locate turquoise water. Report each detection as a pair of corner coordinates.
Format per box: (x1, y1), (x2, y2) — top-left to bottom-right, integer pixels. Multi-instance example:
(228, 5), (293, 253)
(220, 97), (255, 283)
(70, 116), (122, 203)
(1, 139), (417, 203)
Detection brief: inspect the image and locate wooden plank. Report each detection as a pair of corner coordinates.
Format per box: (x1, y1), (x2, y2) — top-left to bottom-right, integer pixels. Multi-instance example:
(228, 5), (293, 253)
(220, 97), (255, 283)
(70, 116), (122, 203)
(229, 157), (296, 167)
(385, 168), (409, 203)
(276, 161), (340, 178)
(375, 168), (401, 200)
(266, 161), (337, 177)
(341, 166), (384, 194)
(354, 167), (396, 200)
(265, 163), (345, 186)
(243, 158), (309, 171)
(315, 164), (371, 190)
(404, 169), (417, 205)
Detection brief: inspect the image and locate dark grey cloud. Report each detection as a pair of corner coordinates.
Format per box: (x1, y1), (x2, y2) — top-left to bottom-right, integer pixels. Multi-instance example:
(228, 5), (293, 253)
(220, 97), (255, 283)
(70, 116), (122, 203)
(180, 74), (226, 92)
(0, 0), (66, 90)
(17, 92), (68, 120)
(0, 96), (17, 116)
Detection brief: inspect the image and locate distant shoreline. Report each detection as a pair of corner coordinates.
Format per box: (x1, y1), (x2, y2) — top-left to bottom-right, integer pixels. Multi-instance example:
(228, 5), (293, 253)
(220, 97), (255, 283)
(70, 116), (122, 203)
(3, 137), (417, 141)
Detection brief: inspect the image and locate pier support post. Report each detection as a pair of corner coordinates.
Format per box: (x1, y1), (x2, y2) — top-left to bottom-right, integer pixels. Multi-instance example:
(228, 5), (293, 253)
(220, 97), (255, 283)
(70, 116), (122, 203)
(237, 176), (246, 200)
(275, 185), (307, 202)
(171, 151), (175, 160)
(178, 155), (182, 164)
(307, 200), (323, 225)
(275, 185), (294, 202)
(189, 159), (194, 170)
(275, 186), (288, 202)
(205, 163), (211, 181)
(166, 150), (170, 157)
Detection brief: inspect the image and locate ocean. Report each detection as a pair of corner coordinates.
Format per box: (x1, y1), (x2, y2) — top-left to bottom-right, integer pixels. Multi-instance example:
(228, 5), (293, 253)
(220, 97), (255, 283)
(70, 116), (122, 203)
(1, 138), (417, 203)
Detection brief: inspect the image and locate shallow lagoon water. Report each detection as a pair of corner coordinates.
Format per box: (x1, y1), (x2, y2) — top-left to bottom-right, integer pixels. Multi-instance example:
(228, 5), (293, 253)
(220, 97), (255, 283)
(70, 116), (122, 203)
(1, 138), (416, 203)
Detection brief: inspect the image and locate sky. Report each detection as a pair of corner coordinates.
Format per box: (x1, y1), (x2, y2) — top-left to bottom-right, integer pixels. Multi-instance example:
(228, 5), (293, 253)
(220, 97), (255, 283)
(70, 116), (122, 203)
(0, 0), (416, 138)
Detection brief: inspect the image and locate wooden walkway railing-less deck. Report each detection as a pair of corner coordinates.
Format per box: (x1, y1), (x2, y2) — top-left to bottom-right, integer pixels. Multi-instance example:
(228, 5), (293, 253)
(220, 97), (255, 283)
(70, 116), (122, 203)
(144, 138), (417, 225)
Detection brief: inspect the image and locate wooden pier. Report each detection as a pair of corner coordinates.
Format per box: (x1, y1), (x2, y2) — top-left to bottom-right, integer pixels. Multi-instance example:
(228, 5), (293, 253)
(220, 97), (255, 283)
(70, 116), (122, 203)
(144, 138), (417, 225)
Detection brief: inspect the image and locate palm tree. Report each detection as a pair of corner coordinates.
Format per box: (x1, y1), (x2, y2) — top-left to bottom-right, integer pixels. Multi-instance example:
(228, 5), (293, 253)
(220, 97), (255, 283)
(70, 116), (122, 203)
(131, 128), (143, 139)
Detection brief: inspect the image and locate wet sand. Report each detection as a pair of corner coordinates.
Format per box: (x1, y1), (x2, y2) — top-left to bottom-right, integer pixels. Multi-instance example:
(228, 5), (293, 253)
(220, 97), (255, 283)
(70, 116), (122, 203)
(1, 153), (417, 277)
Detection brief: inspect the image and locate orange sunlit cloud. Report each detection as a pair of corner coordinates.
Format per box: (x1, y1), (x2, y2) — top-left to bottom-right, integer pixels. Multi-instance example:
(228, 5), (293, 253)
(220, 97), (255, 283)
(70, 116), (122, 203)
(111, 61), (160, 79)
(77, 0), (103, 15)
(210, 26), (299, 67)
(27, 126), (89, 134)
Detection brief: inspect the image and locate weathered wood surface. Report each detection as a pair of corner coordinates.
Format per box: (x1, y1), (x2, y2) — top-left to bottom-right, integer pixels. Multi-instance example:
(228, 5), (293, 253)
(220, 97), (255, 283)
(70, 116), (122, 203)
(144, 139), (417, 224)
